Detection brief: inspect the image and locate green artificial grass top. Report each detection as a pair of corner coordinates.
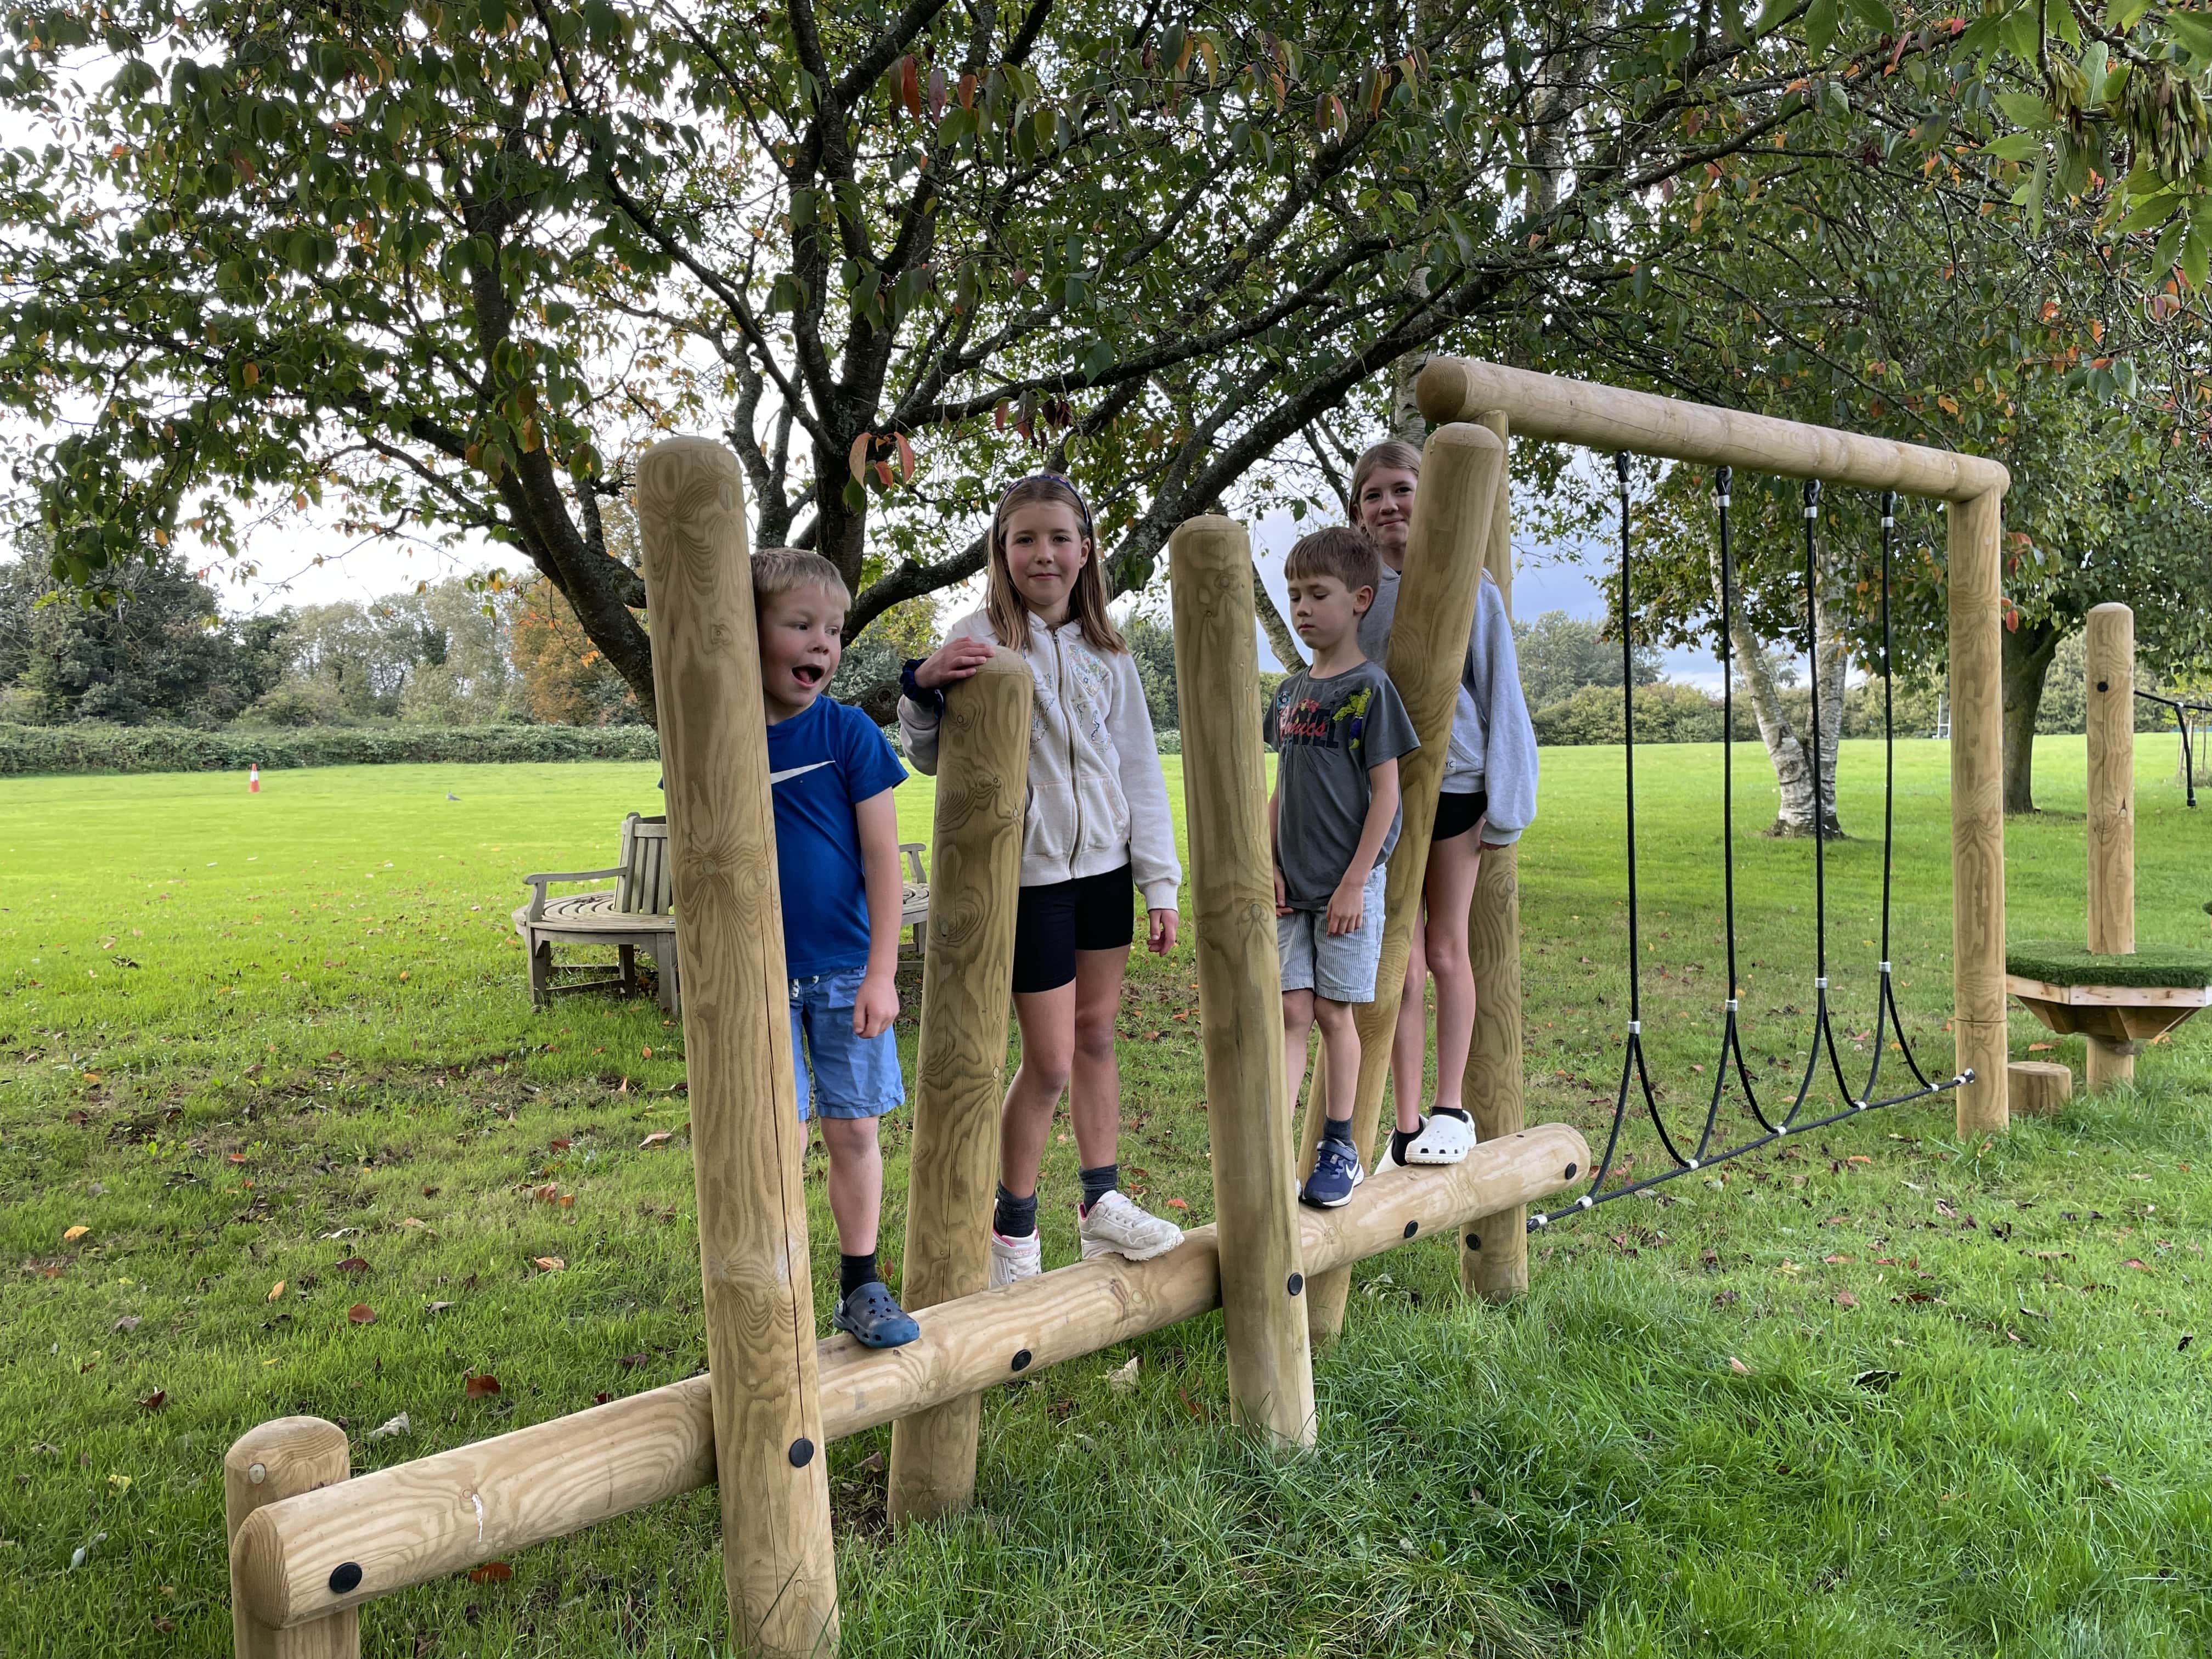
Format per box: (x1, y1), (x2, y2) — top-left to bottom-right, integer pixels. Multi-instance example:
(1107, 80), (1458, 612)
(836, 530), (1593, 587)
(2007, 940), (2212, 988)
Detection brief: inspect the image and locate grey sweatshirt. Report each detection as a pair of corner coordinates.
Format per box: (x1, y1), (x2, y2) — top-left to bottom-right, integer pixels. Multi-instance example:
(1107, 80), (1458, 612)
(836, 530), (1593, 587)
(898, 608), (1182, 909)
(1356, 566), (1539, 845)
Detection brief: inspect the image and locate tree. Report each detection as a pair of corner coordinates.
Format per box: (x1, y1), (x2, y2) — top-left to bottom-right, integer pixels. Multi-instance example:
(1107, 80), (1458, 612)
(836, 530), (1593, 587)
(510, 576), (641, 726)
(1514, 611), (1660, 711)
(1, 0), (2031, 726)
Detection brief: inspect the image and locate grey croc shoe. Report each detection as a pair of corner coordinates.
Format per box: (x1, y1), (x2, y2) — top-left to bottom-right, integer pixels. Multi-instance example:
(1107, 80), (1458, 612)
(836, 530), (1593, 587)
(833, 1280), (920, 1349)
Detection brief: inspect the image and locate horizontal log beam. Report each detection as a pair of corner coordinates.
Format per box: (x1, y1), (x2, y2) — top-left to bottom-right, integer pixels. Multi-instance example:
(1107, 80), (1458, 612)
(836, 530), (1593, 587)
(232, 1125), (1590, 1630)
(1416, 359), (2009, 503)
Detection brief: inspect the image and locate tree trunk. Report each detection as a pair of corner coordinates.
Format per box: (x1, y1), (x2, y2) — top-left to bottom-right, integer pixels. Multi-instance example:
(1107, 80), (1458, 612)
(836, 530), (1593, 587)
(1727, 618), (1822, 837)
(1254, 582), (1307, 672)
(2001, 618), (2064, 814)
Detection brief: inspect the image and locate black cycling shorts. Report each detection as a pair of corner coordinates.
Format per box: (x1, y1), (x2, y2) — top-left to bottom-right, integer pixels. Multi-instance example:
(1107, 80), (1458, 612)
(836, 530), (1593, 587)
(1012, 864), (1137, 994)
(1433, 788), (1489, 843)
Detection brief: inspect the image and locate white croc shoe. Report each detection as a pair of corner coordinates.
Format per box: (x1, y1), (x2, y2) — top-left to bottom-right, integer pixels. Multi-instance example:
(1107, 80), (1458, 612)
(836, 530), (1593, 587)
(988, 1229), (1043, 1288)
(1077, 1190), (1186, 1263)
(1406, 1110), (1476, 1165)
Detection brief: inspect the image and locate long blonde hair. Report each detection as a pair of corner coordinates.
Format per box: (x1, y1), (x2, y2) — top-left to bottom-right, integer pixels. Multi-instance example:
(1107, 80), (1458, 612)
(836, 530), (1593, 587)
(983, 475), (1125, 653)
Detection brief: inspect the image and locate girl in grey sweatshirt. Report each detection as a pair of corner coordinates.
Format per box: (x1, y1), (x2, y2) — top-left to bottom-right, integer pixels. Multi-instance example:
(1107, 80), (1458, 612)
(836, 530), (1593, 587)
(899, 475), (1187, 1286)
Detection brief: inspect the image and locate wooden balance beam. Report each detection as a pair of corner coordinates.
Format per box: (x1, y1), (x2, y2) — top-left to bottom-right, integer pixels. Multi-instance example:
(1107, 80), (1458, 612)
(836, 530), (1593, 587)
(228, 1123), (1588, 1633)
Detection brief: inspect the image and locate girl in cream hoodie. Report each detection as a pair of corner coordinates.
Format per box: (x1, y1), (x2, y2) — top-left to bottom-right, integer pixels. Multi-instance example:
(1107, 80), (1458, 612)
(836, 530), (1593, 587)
(899, 475), (1186, 1285)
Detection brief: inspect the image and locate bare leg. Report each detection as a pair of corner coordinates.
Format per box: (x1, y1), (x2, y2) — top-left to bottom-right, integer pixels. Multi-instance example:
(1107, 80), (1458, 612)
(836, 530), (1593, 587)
(1283, 988), (1317, 1115)
(1313, 997), (1362, 1127)
(819, 1115), (884, 1256)
(999, 982), (1076, 1198)
(1066, 947), (1131, 1175)
(1391, 921), (1429, 1135)
(1421, 831), (1486, 1118)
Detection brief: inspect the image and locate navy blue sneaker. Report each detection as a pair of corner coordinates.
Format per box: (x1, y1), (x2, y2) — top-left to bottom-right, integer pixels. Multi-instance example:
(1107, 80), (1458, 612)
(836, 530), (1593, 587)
(833, 1280), (920, 1348)
(1301, 1137), (1365, 1209)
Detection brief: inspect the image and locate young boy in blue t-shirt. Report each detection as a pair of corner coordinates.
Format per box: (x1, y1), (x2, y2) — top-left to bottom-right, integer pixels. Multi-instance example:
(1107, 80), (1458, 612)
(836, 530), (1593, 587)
(755, 548), (919, 1349)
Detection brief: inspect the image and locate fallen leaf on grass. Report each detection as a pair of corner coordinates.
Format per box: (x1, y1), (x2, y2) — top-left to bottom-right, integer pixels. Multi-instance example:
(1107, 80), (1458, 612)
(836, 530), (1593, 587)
(1165, 1198), (1188, 1211)
(594, 1391), (613, 1404)
(139, 1390), (166, 1412)
(1108, 1355), (1139, 1394)
(398, 1217), (425, 1228)
(1846, 1155), (1871, 1166)
(425, 1301), (455, 1314)
(618, 1353), (649, 1369)
(464, 1374), (500, 1397)
(63, 1225), (90, 1243)
(334, 1256), (370, 1274)
(2125, 1259), (2152, 1272)
(112, 1316), (140, 1333)
(549, 1138), (571, 1151)
(367, 1413), (410, 1442)
(532, 1256), (565, 1273)
(1728, 1357), (1753, 1375)
(641, 1045), (653, 1059)
(151, 1617), (174, 1633)
(2028, 1042), (2054, 1052)
(348, 1304), (377, 1325)
(467, 1561), (512, 1584)
(267, 1281), (286, 1301)
(1835, 1290), (1859, 1309)
(640, 1132), (673, 1149)
(1822, 1254), (1852, 1265)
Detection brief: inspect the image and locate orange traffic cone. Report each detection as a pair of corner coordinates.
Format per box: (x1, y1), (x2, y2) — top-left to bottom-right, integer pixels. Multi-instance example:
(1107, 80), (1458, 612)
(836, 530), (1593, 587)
(249, 764), (261, 794)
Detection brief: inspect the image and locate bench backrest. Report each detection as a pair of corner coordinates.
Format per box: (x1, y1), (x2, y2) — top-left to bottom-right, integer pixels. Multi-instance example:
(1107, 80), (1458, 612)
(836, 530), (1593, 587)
(615, 814), (674, 916)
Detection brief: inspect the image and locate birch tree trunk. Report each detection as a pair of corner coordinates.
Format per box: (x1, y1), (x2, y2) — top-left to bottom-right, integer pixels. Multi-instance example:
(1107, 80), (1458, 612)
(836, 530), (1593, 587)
(1716, 585), (1847, 839)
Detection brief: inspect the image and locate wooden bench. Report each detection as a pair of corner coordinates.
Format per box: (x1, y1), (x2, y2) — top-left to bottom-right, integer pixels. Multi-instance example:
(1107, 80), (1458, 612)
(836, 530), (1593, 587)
(900, 842), (930, 956)
(512, 812), (681, 1013)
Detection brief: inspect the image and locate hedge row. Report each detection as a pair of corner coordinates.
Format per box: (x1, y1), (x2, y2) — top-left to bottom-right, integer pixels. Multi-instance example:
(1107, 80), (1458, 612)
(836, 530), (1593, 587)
(0, 722), (662, 776)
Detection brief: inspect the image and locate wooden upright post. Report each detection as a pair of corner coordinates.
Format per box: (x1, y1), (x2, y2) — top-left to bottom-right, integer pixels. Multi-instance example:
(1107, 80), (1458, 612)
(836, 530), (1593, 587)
(1298, 423), (1506, 1344)
(636, 438), (838, 1658)
(2085, 602), (2137, 1090)
(1461, 409), (1527, 1304)
(1949, 488), (2009, 1135)
(226, 1419), (356, 1659)
(1170, 516), (1316, 1447)
(888, 650), (1032, 1521)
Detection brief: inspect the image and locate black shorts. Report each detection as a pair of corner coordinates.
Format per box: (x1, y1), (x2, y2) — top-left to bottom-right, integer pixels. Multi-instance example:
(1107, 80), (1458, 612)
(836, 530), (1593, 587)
(1434, 788), (1488, 843)
(1012, 864), (1136, 994)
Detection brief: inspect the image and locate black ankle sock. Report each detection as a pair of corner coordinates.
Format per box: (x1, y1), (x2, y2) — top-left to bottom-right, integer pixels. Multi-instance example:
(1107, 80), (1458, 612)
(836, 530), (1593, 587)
(1433, 1105), (1472, 1124)
(1321, 1115), (1355, 1147)
(839, 1251), (880, 1299)
(994, 1183), (1039, 1239)
(1390, 1117), (1426, 1165)
(1079, 1163), (1119, 1215)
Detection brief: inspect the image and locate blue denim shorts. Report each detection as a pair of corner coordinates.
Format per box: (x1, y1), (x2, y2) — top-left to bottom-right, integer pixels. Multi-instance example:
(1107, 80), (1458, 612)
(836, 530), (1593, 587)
(788, 968), (904, 1121)
(1277, 864), (1389, 1003)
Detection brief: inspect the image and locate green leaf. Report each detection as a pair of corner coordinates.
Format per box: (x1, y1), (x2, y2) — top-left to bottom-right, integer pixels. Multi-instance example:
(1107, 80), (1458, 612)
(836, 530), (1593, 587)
(2106, 0), (2153, 27)
(1983, 133), (2045, 161)
(1804, 0), (1838, 56)
(2183, 225), (2209, 289)
(1841, 0), (1895, 31)
(2112, 192), (2180, 233)
(2168, 11), (2212, 60)
(1994, 92), (2055, 129)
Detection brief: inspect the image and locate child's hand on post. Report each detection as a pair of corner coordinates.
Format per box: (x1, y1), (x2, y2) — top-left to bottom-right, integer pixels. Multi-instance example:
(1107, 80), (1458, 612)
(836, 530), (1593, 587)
(851, 970), (899, 1039)
(1147, 908), (1178, 954)
(912, 636), (996, 690)
(1326, 873), (1367, 936)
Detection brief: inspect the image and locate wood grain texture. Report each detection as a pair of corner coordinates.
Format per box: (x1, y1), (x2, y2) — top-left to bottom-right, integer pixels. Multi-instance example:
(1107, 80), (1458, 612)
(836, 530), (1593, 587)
(1169, 515), (1316, 1448)
(2085, 604), (2135, 966)
(225, 1419), (356, 1659)
(1416, 359), (2009, 502)
(234, 1126), (1590, 1630)
(635, 437), (837, 1658)
(1462, 409), (1526, 1305)
(888, 650), (1031, 1523)
(1298, 422), (1506, 1344)
(2007, 1060), (2073, 1118)
(1948, 489), (2009, 1134)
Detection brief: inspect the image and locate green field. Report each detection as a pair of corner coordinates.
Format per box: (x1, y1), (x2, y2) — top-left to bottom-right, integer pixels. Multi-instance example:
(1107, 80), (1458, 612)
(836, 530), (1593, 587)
(4, 736), (2210, 1656)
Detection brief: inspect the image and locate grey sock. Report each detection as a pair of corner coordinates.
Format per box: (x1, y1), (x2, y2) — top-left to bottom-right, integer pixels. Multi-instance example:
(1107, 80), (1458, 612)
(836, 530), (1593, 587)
(994, 1184), (1039, 1239)
(1079, 1163), (1119, 1215)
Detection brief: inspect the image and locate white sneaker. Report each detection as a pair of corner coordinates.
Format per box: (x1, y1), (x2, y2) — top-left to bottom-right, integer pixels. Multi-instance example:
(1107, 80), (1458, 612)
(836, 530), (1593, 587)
(1406, 1109), (1475, 1165)
(1077, 1189), (1185, 1263)
(988, 1229), (1042, 1288)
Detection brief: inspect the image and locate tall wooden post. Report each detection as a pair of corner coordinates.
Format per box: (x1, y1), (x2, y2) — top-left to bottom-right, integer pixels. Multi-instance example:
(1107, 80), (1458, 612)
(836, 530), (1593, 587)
(2085, 602), (2137, 1090)
(1170, 516), (1317, 1446)
(1297, 423), (1506, 1344)
(1461, 409), (1527, 1304)
(226, 1419), (356, 1659)
(636, 438), (839, 1659)
(1949, 488), (2010, 1135)
(888, 651), (1032, 1521)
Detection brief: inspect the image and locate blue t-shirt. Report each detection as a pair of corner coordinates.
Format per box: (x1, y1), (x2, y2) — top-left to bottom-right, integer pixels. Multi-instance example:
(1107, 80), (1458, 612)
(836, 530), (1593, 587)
(767, 695), (907, 977)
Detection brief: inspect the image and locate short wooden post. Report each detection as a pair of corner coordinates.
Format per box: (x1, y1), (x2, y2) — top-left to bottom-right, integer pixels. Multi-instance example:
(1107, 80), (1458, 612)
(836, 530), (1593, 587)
(1170, 515), (1317, 1447)
(636, 438), (838, 1658)
(888, 650), (1032, 1522)
(2085, 602), (2137, 1091)
(2007, 1059), (2074, 1116)
(1461, 408), (1527, 1304)
(1298, 422), (1506, 1344)
(1948, 488), (2009, 1134)
(225, 1418), (356, 1659)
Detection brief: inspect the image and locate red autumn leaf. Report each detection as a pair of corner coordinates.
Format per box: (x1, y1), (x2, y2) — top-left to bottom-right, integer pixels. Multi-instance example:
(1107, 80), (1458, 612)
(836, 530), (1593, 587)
(847, 431), (872, 482)
(467, 1561), (513, 1584)
(1165, 1198), (1189, 1211)
(2124, 1259), (2152, 1271)
(927, 64), (947, 117)
(549, 1138), (571, 1151)
(895, 432), (916, 483)
(957, 71), (975, 109)
(896, 54), (922, 117)
(464, 1373), (501, 1397)
(228, 1152), (248, 1164)
(139, 1389), (168, 1411)
(348, 1304), (376, 1325)
(535, 1183), (559, 1203)
(594, 1391), (613, 1404)
(335, 1256), (370, 1273)
(640, 1131), (673, 1149)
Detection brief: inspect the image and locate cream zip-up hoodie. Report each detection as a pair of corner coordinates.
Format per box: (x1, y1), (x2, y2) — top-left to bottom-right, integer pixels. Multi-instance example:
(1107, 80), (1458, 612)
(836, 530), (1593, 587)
(899, 609), (1182, 910)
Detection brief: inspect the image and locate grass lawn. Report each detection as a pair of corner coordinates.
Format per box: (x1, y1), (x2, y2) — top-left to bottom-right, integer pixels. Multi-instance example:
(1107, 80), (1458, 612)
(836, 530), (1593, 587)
(4, 735), (2211, 1657)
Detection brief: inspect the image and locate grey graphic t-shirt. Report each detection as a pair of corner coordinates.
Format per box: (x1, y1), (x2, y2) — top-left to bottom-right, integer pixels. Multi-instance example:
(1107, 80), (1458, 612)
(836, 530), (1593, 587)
(1265, 659), (1419, 911)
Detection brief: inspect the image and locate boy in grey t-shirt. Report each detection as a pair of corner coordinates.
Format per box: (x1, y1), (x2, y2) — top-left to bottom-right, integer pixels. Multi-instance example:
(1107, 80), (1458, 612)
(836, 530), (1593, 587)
(1266, 527), (1419, 1207)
